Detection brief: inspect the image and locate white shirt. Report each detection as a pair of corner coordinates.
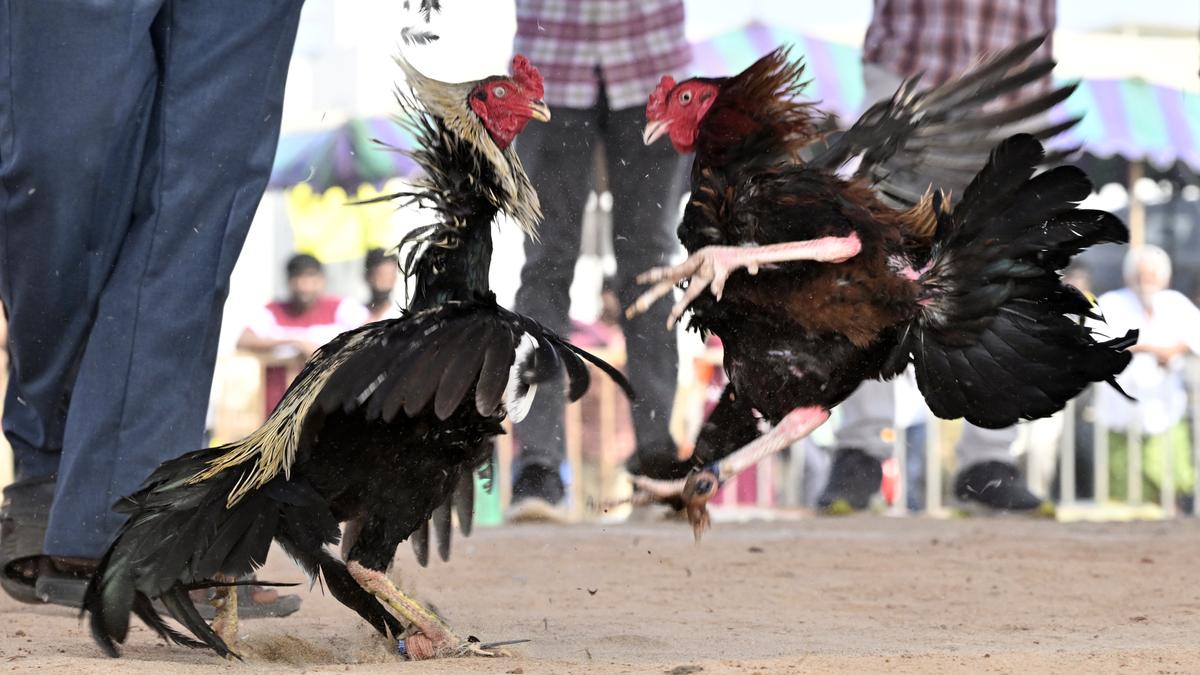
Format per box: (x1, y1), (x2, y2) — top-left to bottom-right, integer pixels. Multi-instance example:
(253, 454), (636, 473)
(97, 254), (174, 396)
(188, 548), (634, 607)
(1094, 288), (1200, 434)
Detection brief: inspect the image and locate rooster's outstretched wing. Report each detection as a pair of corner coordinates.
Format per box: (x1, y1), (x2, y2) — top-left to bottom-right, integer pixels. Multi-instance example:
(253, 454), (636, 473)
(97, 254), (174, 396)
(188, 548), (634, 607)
(808, 35), (1078, 213)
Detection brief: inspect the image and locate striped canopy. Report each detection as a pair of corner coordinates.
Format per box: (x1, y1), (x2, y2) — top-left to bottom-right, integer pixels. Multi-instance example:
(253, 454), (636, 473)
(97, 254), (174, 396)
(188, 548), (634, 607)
(270, 23), (1198, 194)
(690, 22), (1200, 171)
(270, 116), (417, 193)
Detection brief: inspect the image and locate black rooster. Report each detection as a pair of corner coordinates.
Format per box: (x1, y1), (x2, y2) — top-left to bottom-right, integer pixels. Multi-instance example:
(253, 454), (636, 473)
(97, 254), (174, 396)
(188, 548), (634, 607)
(83, 55), (630, 660)
(627, 37), (1135, 536)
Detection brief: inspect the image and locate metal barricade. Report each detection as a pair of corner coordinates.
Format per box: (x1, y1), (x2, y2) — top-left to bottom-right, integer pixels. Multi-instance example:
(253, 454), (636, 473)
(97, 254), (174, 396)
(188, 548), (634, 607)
(912, 358), (1198, 518)
(1059, 399), (1077, 505)
(1055, 357), (1199, 517)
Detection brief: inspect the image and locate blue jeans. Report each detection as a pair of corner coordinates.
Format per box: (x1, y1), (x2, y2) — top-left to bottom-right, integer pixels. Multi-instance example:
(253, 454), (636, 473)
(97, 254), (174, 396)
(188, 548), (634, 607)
(0, 0), (304, 557)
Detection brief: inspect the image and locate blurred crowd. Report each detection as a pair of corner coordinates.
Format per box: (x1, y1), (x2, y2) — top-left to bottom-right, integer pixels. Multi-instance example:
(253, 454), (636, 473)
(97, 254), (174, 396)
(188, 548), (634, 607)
(234, 249), (401, 415)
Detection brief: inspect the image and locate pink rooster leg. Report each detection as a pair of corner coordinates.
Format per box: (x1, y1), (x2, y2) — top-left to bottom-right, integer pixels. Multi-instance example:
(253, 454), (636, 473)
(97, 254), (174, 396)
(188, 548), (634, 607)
(346, 561), (509, 658)
(626, 233), (862, 328)
(632, 406), (831, 539)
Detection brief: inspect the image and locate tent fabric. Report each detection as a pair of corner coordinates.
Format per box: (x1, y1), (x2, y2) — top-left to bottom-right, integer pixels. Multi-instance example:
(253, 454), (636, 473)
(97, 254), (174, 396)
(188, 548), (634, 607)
(270, 116), (417, 193)
(269, 22), (1199, 193)
(689, 22), (1200, 171)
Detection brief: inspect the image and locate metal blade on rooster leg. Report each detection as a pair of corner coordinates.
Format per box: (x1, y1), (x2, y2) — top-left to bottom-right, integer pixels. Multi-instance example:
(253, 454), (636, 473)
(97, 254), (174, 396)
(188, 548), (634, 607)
(633, 406), (830, 540)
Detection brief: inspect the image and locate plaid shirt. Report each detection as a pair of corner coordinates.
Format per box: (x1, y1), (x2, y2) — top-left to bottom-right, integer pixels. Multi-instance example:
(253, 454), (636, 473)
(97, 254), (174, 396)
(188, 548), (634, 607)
(514, 0), (691, 111)
(864, 0), (1056, 89)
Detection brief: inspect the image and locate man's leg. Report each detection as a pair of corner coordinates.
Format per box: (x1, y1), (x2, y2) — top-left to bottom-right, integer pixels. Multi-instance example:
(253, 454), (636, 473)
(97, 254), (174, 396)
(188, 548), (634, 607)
(0, 0), (167, 600)
(820, 379), (893, 511)
(602, 105), (684, 478)
(509, 107), (594, 514)
(47, 0), (306, 559)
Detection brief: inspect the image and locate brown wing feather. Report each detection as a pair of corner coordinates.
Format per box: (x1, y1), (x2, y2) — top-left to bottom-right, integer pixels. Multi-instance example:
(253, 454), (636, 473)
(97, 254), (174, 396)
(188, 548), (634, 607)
(700, 48), (822, 164)
(896, 187), (951, 244)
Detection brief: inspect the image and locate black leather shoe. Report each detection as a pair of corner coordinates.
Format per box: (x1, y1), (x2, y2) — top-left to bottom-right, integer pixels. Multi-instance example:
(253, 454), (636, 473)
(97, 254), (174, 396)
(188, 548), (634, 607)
(817, 447), (882, 513)
(625, 440), (694, 480)
(954, 461), (1043, 511)
(1, 476), (56, 604)
(507, 463), (567, 522)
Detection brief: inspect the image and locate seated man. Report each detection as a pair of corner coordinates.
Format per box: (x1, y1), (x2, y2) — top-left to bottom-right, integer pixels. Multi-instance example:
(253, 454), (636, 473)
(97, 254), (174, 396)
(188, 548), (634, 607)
(362, 248), (402, 323)
(238, 254), (365, 414)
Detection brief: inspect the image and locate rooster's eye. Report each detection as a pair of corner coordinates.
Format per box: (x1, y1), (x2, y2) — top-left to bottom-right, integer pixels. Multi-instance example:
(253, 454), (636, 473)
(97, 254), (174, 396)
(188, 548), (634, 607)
(493, 86), (507, 98)
(679, 91), (693, 104)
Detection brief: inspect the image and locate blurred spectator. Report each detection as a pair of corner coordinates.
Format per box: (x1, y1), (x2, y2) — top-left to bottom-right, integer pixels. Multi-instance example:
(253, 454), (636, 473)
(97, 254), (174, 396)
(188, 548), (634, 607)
(863, 0), (1055, 100)
(363, 248), (401, 323)
(1096, 246), (1199, 506)
(569, 280), (625, 351)
(819, 0), (1055, 514)
(506, 0), (690, 520)
(238, 254), (364, 414)
(1064, 263), (1093, 298)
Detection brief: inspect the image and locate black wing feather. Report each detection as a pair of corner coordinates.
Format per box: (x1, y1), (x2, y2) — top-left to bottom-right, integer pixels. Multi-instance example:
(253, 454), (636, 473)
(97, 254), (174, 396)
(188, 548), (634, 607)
(431, 499), (453, 563)
(475, 325), (517, 416)
(434, 320), (493, 420)
(902, 134), (1135, 427)
(809, 34), (1077, 209)
(454, 466), (475, 537)
(411, 519), (430, 568)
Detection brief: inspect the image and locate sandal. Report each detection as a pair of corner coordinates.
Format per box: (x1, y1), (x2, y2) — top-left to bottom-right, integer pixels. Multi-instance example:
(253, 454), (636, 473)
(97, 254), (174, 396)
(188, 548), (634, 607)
(32, 556), (98, 607)
(0, 476), (57, 604)
(2, 479), (300, 617)
(30, 565), (303, 617)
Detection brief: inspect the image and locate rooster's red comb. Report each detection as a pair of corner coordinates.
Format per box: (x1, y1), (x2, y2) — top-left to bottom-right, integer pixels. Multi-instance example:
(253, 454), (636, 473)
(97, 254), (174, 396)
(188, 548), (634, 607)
(647, 75), (677, 121)
(511, 54), (544, 100)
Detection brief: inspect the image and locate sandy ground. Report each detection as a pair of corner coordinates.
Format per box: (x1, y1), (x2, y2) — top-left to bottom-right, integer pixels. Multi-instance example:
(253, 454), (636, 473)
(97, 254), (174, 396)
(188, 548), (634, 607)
(2, 515), (1200, 674)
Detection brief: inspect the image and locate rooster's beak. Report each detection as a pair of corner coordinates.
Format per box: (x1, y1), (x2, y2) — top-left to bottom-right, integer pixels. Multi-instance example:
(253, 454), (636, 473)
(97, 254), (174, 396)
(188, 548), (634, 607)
(642, 119), (670, 145)
(528, 101), (551, 122)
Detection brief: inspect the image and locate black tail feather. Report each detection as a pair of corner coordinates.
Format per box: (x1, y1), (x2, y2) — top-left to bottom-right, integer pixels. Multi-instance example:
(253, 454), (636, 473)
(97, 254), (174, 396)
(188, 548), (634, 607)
(83, 447), (339, 658)
(131, 594), (208, 650)
(904, 134), (1135, 428)
(158, 585), (236, 658)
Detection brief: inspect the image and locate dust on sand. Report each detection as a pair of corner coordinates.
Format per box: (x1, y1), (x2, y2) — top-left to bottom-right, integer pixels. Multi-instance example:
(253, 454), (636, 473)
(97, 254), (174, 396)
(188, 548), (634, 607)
(3, 517), (1200, 673)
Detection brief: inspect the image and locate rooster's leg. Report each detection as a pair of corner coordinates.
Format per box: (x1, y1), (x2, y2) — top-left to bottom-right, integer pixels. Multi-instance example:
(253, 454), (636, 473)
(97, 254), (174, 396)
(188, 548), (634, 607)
(209, 579), (239, 654)
(633, 406), (830, 540)
(346, 561), (507, 659)
(626, 234), (862, 328)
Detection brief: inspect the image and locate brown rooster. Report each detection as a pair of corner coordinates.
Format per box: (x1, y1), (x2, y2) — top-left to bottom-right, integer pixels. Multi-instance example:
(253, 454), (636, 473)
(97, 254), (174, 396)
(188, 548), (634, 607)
(627, 37), (1135, 536)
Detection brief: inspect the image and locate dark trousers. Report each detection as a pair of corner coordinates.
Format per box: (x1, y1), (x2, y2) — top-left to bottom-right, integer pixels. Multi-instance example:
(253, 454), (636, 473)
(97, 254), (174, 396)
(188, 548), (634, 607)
(513, 95), (685, 471)
(0, 0), (304, 557)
